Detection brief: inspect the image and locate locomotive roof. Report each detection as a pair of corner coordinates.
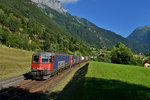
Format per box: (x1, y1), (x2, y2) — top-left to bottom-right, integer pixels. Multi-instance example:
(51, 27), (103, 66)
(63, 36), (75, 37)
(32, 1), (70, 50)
(33, 52), (74, 56)
(33, 52), (55, 56)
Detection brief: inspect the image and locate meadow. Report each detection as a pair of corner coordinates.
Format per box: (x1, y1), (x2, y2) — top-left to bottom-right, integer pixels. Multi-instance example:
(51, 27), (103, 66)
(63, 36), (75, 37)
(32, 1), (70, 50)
(0, 46), (33, 80)
(50, 61), (150, 100)
(82, 61), (150, 100)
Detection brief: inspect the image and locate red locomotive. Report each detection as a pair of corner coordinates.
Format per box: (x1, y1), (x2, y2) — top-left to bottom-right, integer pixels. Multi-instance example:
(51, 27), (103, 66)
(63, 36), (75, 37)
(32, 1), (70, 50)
(29, 51), (88, 80)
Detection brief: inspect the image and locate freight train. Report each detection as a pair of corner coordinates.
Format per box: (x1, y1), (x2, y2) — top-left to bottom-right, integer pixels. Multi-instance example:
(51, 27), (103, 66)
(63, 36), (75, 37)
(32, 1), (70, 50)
(29, 51), (88, 80)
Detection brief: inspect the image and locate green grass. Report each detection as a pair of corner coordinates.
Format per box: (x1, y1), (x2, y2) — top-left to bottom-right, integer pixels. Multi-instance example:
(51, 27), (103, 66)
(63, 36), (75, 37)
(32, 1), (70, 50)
(47, 61), (150, 100)
(0, 46), (33, 80)
(82, 61), (150, 100)
(86, 61), (150, 87)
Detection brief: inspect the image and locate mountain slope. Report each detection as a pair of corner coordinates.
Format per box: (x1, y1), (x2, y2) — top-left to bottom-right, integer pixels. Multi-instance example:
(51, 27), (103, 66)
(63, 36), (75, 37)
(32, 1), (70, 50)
(127, 25), (150, 45)
(0, 0), (91, 55)
(30, 1), (150, 53)
(41, 5), (128, 48)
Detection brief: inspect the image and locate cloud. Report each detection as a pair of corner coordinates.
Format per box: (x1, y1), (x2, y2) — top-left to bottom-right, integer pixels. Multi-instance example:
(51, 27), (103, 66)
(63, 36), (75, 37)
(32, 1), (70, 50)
(59, 0), (79, 4)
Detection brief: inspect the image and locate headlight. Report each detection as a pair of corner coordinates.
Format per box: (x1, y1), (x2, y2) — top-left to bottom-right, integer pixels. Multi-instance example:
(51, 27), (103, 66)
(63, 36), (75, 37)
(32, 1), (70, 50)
(44, 68), (47, 70)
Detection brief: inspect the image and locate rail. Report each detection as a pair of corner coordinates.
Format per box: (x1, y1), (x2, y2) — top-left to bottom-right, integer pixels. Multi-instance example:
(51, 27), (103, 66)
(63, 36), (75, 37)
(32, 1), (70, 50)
(0, 75), (25, 90)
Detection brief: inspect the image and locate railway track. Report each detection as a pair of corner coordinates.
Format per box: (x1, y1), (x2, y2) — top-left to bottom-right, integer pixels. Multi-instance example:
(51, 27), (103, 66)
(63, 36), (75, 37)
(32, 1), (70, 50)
(0, 75), (25, 90)
(0, 62), (86, 100)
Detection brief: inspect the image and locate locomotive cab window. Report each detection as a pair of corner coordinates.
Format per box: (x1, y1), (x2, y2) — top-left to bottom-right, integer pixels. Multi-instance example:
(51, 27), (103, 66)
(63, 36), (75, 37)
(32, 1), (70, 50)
(53, 56), (55, 62)
(33, 56), (39, 63)
(42, 56), (49, 63)
(49, 56), (52, 63)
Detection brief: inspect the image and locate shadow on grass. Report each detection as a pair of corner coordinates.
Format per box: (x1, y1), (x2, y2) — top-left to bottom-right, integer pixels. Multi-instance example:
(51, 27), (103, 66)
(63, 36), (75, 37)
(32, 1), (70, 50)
(48, 63), (150, 100)
(83, 78), (150, 100)
(47, 63), (89, 100)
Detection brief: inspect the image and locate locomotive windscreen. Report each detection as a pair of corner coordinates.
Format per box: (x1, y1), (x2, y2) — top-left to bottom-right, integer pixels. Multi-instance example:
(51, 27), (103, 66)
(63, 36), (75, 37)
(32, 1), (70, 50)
(33, 56), (39, 63)
(42, 56), (49, 63)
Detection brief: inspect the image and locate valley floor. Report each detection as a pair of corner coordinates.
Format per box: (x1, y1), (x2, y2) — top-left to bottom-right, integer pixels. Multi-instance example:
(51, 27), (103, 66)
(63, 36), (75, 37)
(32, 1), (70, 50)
(1, 46), (150, 100)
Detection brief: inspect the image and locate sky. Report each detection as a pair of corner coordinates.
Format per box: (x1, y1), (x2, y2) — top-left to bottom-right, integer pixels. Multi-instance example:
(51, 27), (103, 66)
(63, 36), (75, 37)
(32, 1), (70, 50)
(59, 0), (150, 37)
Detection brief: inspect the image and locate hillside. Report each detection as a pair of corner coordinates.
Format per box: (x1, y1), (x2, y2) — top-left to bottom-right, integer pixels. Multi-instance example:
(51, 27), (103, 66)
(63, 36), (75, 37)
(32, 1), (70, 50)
(0, 0), (91, 55)
(0, 46), (33, 80)
(30, 0), (150, 53)
(50, 61), (150, 100)
(127, 25), (150, 45)
(1, 0), (150, 54)
(40, 4), (128, 48)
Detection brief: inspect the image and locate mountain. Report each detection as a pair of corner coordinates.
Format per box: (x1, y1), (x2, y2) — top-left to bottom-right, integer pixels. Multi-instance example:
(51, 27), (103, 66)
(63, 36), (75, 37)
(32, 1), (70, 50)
(1, 0), (149, 54)
(30, 0), (150, 53)
(31, 0), (67, 13)
(32, 0), (127, 48)
(127, 25), (150, 45)
(0, 0), (91, 55)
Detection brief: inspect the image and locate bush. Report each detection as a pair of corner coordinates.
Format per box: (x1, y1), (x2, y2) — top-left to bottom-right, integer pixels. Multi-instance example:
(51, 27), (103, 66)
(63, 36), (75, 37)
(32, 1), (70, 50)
(111, 42), (139, 65)
(97, 53), (111, 63)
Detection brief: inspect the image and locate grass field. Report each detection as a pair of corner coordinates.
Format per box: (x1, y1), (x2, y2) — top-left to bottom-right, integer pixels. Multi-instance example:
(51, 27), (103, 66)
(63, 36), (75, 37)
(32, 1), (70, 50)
(82, 61), (150, 100)
(0, 46), (33, 80)
(49, 61), (150, 100)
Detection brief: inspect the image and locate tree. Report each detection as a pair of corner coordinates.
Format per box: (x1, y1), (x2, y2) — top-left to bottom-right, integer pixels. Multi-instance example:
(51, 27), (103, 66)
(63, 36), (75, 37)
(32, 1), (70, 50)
(97, 53), (111, 63)
(28, 41), (37, 51)
(0, 9), (4, 23)
(5, 13), (21, 31)
(6, 33), (20, 48)
(0, 25), (3, 42)
(19, 34), (29, 49)
(111, 42), (134, 64)
(44, 33), (51, 50)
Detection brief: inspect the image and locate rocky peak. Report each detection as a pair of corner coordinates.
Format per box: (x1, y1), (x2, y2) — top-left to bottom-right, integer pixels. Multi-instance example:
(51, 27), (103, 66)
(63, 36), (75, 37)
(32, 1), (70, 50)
(31, 0), (67, 13)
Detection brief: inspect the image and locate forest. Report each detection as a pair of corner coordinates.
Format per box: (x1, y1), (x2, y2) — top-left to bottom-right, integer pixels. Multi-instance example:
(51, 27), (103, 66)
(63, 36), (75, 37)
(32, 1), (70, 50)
(0, 0), (91, 55)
